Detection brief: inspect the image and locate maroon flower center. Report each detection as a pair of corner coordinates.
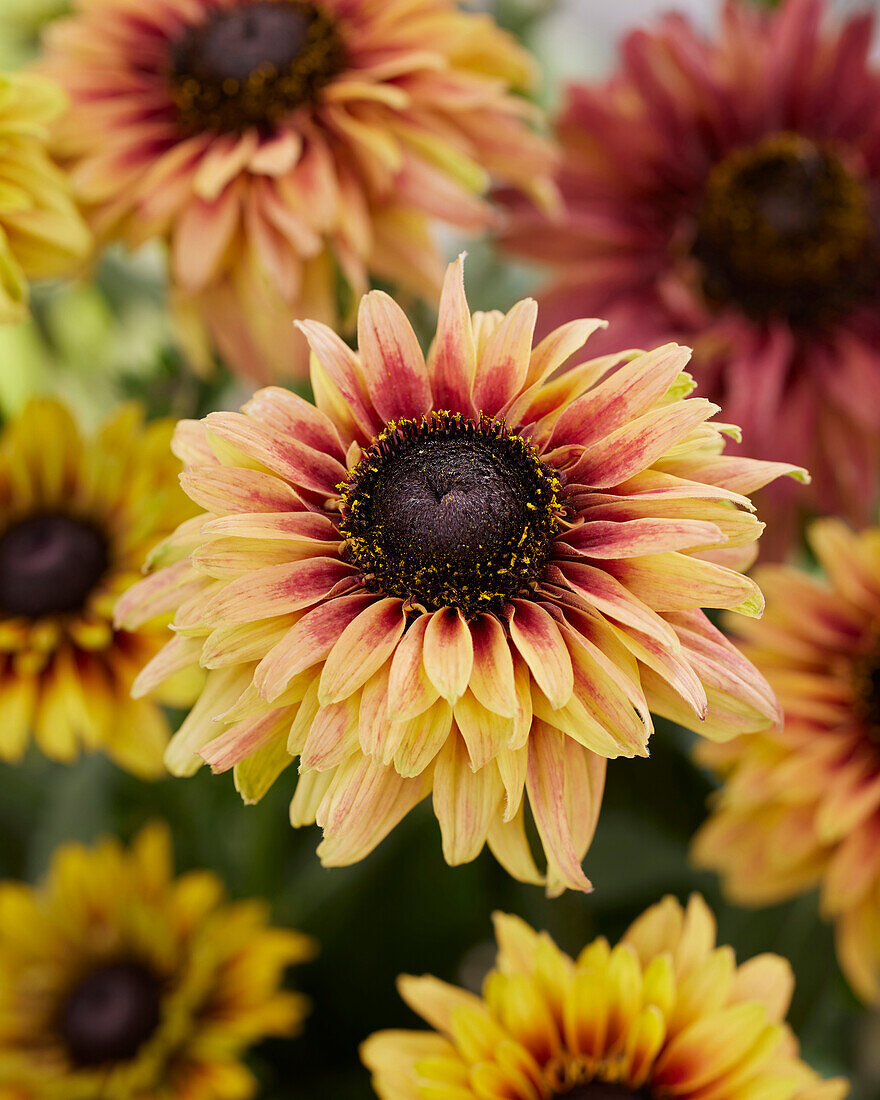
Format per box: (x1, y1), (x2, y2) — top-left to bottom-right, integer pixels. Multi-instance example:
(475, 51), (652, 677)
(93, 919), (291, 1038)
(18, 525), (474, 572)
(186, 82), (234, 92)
(561, 1086), (650, 1100)
(338, 412), (562, 615)
(0, 513), (108, 618)
(692, 132), (877, 326)
(170, 0), (345, 134)
(59, 962), (162, 1067)
(853, 643), (880, 744)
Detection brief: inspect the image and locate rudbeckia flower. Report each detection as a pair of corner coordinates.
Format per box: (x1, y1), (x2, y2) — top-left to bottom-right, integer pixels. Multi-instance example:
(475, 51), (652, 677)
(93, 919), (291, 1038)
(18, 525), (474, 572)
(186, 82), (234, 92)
(0, 398), (196, 775)
(40, 0), (555, 383)
(0, 71), (90, 324)
(117, 256), (802, 893)
(361, 896), (848, 1100)
(0, 823), (313, 1099)
(501, 0), (880, 557)
(694, 518), (880, 1003)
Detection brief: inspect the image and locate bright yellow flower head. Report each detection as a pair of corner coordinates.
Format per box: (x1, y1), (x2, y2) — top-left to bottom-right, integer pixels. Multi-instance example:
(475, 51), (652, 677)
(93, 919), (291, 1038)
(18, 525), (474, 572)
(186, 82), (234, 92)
(0, 72), (90, 324)
(694, 518), (880, 1003)
(0, 823), (314, 1100)
(0, 398), (196, 775)
(362, 895), (847, 1100)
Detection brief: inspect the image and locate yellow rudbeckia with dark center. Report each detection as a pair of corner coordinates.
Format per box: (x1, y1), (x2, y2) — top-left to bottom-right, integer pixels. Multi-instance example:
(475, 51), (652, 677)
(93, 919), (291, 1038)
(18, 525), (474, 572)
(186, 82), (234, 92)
(0, 399), (196, 775)
(118, 256), (803, 893)
(0, 824), (314, 1099)
(362, 896), (848, 1100)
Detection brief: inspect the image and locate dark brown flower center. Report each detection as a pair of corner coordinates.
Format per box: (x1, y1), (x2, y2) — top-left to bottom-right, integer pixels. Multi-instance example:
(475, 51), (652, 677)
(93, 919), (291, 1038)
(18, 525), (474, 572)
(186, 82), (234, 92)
(561, 1086), (649, 1100)
(692, 132), (878, 325)
(170, 0), (345, 134)
(0, 513), (108, 618)
(338, 413), (563, 616)
(853, 643), (880, 744)
(60, 962), (162, 1067)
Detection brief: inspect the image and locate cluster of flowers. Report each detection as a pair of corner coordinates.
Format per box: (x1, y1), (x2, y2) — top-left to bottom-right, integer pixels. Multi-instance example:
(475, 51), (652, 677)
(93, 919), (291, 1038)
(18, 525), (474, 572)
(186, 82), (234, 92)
(0, 0), (878, 1095)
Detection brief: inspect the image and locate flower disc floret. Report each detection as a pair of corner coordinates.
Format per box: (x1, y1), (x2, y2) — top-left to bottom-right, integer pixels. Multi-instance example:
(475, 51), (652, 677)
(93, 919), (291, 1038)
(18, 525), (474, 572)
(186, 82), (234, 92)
(339, 412), (563, 616)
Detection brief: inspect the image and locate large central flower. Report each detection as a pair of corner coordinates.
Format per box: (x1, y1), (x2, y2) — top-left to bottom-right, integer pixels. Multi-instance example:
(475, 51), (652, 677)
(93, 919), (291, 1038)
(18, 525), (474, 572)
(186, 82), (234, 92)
(118, 257), (803, 893)
(170, 0), (345, 133)
(339, 413), (562, 614)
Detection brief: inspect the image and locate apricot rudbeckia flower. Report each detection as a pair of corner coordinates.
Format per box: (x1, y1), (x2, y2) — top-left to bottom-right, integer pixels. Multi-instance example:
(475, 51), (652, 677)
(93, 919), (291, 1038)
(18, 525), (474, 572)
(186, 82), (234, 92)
(501, 0), (880, 557)
(0, 823), (314, 1099)
(694, 518), (880, 1003)
(0, 71), (90, 324)
(0, 398), (195, 776)
(41, 0), (555, 382)
(362, 896), (848, 1100)
(117, 257), (802, 893)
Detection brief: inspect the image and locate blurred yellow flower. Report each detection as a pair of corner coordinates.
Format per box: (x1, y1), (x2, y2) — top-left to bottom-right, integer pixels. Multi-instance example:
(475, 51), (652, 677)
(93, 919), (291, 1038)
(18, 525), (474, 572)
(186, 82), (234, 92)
(363, 895), (847, 1100)
(0, 398), (196, 775)
(0, 823), (314, 1099)
(0, 71), (89, 324)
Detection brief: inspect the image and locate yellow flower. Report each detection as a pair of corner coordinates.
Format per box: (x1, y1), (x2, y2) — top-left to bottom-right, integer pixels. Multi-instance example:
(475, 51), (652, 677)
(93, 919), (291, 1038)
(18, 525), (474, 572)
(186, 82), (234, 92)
(694, 518), (880, 1003)
(0, 71), (90, 324)
(0, 823), (314, 1100)
(117, 256), (803, 892)
(41, 0), (556, 382)
(362, 895), (848, 1100)
(0, 398), (197, 775)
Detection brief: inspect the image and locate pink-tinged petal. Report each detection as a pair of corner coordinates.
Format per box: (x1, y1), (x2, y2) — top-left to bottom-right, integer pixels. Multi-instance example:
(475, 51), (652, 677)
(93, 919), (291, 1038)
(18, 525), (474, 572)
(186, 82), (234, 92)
(550, 343), (691, 450)
(508, 601), (574, 710)
(202, 511), (337, 543)
(509, 653), (535, 752)
(316, 756), (429, 866)
(172, 188), (240, 291)
(423, 608), (474, 703)
(301, 698), (360, 770)
(296, 319), (379, 442)
(131, 634), (203, 699)
(200, 709), (288, 772)
(522, 318), (608, 391)
(652, 1003), (768, 1092)
(319, 598), (407, 704)
(468, 614), (516, 718)
(609, 554), (763, 615)
(427, 254), (476, 415)
(453, 691), (512, 772)
(114, 560), (204, 631)
(254, 593), (375, 701)
(471, 297), (537, 414)
(561, 400), (719, 490)
(496, 743), (528, 821)
(181, 467), (304, 514)
(546, 740), (605, 898)
(358, 664), (391, 759)
(193, 131), (259, 201)
(663, 453), (809, 497)
(171, 418), (217, 467)
(389, 700), (453, 777)
(249, 131), (302, 175)
(357, 290), (433, 422)
(201, 618), (296, 670)
(242, 386), (346, 459)
(386, 615), (439, 720)
(551, 561), (680, 648)
(205, 412), (348, 496)
(165, 668), (252, 777)
(526, 722), (593, 894)
(433, 734), (504, 865)
(610, 621), (707, 723)
(203, 558), (355, 626)
(564, 519), (725, 559)
(487, 806), (545, 887)
(288, 680), (320, 756)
